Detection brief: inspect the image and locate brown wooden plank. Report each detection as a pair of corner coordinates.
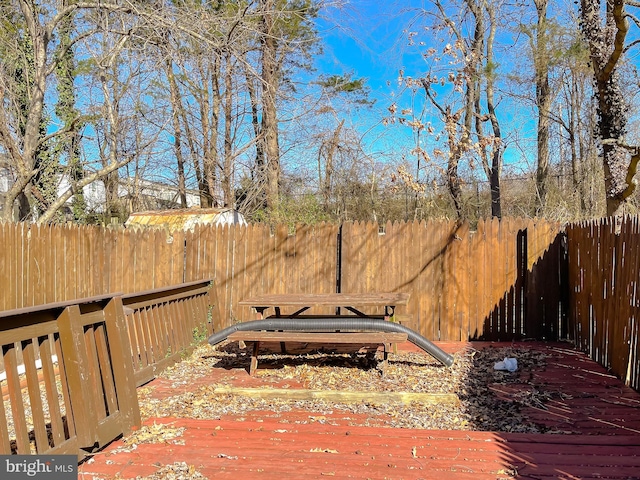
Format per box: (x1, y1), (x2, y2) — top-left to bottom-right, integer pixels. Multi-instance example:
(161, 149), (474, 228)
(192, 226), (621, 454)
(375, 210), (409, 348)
(183, 226), (196, 284)
(0, 371), (12, 453)
(502, 219), (515, 337)
(479, 218), (491, 339)
(9, 223), (17, 309)
(103, 297), (140, 434)
(238, 224), (256, 322)
(218, 224), (231, 321)
(173, 298), (189, 349)
(53, 332), (76, 439)
(212, 386), (457, 405)
(231, 225), (248, 325)
(150, 304), (166, 357)
(142, 304), (157, 367)
(456, 222), (471, 341)
(380, 220), (393, 298)
(84, 321), (107, 421)
(144, 306), (161, 365)
(238, 292), (410, 308)
(322, 223), (339, 296)
(294, 224), (309, 294)
(470, 220), (483, 339)
(363, 221), (377, 294)
(160, 302), (177, 356)
(127, 311), (143, 371)
(57, 304), (99, 450)
(17, 223), (26, 308)
(0, 223), (7, 310)
(21, 338), (49, 452)
(4, 343), (30, 453)
(43, 225), (53, 304)
(39, 334), (65, 446)
(94, 322), (118, 416)
(28, 224), (39, 306)
(419, 220), (434, 340)
(146, 308), (166, 362)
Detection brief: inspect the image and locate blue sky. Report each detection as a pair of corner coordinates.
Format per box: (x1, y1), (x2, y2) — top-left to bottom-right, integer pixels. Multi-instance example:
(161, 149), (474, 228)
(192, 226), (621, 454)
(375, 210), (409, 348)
(311, 1), (545, 177)
(311, 2), (435, 163)
(316, 1), (419, 99)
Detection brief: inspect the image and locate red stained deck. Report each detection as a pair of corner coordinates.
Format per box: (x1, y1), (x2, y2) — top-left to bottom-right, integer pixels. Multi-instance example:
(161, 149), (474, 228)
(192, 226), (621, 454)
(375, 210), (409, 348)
(78, 342), (640, 479)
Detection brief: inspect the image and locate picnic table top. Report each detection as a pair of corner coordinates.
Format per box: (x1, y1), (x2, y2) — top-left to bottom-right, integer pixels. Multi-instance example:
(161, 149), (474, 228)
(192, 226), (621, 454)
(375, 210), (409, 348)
(238, 292), (410, 307)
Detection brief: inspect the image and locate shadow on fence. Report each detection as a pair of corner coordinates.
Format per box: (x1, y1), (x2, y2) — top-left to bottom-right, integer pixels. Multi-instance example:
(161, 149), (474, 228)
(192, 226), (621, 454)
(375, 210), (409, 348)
(474, 228), (568, 342)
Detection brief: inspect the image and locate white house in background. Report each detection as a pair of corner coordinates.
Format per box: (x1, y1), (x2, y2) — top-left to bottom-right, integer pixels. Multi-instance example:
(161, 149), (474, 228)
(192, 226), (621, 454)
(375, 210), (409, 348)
(0, 157), (13, 214)
(0, 165), (205, 219)
(57, 176), (202, 214)
(119, 178), (201, 210)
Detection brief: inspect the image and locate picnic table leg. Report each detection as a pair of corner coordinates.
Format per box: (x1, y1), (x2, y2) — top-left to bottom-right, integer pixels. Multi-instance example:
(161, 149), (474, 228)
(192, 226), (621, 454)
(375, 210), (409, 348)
(249, 341), (260, 375)
(385, 306), (398, 354)
(380, 342), (392, 377)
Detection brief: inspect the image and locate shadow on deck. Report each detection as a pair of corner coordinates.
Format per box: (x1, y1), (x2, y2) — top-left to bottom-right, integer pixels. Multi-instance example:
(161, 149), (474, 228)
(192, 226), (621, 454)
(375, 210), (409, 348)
(78, 342), (640, 479)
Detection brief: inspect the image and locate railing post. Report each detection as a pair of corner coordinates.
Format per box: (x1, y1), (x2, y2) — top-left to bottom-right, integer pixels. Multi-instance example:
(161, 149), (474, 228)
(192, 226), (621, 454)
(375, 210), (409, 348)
(103, 297), (141, 435)
(57, 304), (98, 452)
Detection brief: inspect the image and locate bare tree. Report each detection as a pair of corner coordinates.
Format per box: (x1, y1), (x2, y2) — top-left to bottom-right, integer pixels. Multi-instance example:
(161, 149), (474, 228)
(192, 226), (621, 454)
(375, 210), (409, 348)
(0, 0), (141, 222)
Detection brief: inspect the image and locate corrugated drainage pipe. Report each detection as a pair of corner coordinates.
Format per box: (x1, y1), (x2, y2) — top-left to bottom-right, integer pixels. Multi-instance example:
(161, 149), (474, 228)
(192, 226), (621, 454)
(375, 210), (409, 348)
(208, 318), (454, 367)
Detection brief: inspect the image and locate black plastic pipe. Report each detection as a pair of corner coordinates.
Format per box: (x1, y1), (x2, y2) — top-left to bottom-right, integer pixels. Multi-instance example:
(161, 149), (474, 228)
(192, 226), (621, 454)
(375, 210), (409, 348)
(208, 318), (454, 367)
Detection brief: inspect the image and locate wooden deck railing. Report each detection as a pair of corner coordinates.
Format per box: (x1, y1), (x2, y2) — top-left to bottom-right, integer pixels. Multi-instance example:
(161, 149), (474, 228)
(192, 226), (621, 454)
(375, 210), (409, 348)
(0, 280), (213, 457)
(0, 295), (139, 456)
(122, 280), (214, 386)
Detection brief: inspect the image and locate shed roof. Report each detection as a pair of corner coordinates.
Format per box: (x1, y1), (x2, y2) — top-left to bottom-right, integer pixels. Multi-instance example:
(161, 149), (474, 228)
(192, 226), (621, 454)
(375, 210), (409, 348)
(125, 208), (246, 231)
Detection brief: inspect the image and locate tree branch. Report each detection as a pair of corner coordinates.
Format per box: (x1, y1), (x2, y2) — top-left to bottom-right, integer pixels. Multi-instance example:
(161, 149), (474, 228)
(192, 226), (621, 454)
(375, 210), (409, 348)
(602, 0), (629, 80)
(36, 155), (134, 225)
(623, 37), (640, 54)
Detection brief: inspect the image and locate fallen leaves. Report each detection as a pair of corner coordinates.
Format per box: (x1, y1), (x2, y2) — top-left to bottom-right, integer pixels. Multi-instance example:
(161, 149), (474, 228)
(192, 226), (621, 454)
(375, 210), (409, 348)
(123, 422), (185, 446)
(134, 342), (559, 434)
(135, 462), (205, 479)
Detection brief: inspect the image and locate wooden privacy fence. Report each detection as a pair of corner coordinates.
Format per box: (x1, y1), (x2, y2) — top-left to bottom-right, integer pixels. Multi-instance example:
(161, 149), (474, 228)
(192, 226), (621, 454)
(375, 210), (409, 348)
(0, 280), (212, 457)
(339, 219), (566, 341)
(0, 219), (565, 342)
(567, 216), (640, 391)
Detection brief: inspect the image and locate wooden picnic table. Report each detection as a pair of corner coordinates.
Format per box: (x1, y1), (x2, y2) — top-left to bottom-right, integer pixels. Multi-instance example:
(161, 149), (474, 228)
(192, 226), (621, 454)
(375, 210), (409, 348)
(238, 292), (410, 320)
(234, 292), (411, 375)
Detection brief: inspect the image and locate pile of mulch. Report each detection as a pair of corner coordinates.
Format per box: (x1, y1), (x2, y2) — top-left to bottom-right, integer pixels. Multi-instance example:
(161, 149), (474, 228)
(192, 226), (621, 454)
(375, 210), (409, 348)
(136, 341), (565, 434)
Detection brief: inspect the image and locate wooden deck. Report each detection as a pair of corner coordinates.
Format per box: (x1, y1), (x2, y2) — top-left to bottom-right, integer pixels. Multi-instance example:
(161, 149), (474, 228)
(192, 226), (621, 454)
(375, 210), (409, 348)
(78, 342), (640, 479)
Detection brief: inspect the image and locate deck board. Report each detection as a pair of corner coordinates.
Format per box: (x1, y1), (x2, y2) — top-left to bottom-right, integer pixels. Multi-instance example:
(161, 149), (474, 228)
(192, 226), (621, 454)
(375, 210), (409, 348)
(78, 342), (640, 479)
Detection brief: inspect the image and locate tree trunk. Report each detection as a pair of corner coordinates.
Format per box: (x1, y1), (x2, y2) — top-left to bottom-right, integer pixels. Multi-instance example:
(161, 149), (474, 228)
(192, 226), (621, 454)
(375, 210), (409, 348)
(580, 0), (638, 217)
(322, 120), (344, 210)
(447, 153), (463, 218)
(534, 0), (551, 215)
(260, 0), (280, 210)
(484, 4), (503, 218)
(1, 0), (50, 220)
(244, 62), (265, 180)
(222, 49), (234, 207)
(166, 58), (188, 208)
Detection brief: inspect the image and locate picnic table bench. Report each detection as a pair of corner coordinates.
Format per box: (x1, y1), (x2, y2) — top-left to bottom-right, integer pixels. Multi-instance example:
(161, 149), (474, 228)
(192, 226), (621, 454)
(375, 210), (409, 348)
(227, 330), (408, 375)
